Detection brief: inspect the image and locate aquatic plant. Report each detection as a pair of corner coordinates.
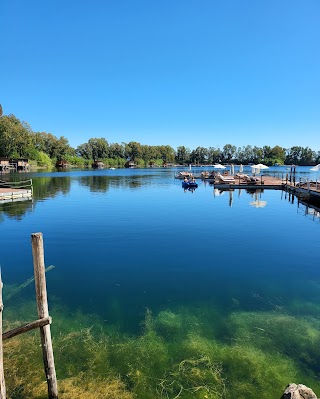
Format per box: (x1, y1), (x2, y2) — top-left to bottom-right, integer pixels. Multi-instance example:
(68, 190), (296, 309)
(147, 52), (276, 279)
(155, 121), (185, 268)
(2, 304), (320, 399)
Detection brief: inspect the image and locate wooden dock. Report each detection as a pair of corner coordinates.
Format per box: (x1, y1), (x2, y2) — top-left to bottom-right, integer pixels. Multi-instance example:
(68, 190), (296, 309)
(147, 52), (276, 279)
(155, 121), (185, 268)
(213, 175), (284, 190)
(0, 179), (33, 203)
(213, 175), (320, 206)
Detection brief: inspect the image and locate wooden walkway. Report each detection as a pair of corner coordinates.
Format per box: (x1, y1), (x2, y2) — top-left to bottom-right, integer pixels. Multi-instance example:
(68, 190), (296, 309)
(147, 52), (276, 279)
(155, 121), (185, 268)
(213, 175), (284, 190)
(213, 175), (320, 201)
(0, 179), (33, 203)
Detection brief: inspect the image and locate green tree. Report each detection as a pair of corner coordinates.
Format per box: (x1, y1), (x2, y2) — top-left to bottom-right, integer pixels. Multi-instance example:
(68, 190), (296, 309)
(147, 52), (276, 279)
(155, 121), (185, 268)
(175, 146), (190, 165)
(221, 144), (236, 162)
(270, 146), (286, 165)
(0, 114), (33, 157)
(207, 147), (221, 164)
(190, 147), (208, 164)
(33, 132), (72, 160)
(125, 142), (142, 161)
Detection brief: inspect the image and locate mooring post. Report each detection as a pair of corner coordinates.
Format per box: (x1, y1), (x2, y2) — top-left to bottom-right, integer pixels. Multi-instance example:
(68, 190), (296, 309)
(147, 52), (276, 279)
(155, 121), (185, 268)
(31, 233), (58, 399)
(0, 271), (6, 399)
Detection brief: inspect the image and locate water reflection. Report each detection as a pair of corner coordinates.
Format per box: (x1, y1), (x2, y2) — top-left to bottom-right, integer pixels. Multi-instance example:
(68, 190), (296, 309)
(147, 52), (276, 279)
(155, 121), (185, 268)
(0, 199), (33, 220)
(78, 174), (151, 192)
(33, 176), (71, 199)
(0, 176), (71, 221)
(213, 188), (268, 208)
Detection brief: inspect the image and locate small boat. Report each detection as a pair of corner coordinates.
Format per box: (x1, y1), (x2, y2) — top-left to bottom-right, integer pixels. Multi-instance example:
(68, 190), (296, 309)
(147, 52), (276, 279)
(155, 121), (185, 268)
(182, 181), (198, 188)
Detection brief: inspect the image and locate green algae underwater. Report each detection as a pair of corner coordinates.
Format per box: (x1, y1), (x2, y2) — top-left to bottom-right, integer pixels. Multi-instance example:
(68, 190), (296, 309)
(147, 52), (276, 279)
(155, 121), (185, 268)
(3, 287), (320, 399)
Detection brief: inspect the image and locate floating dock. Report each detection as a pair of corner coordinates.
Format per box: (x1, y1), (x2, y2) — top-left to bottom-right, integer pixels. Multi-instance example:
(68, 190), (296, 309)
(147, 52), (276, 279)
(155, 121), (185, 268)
(213, 175), (320, 208)
(0, 179), (33, 203)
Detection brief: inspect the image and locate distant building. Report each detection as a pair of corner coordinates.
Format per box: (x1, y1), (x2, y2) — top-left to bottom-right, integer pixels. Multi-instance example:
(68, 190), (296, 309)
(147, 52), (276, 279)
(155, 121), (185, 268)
(0, 158), (10, 171)
(92, 160), (104, 169)
(10, 158), (30, 171)
(125, 160), (137, 168)
(56, 160), (69, 168)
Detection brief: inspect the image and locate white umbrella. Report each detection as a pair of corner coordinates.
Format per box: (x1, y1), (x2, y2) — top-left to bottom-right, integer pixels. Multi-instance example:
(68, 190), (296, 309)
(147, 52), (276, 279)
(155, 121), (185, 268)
(251, 163), (269, 170)
(251, 163), (269, 175)
(230, 164), (234, 175)
(239, 164), (243, 173)
(310, 164), (320, 171)
(213, 164), (226, 170)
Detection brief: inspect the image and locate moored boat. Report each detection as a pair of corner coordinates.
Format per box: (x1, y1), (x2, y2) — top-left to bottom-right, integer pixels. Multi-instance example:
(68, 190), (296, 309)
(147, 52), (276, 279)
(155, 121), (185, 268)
(182, 181), (198, 188)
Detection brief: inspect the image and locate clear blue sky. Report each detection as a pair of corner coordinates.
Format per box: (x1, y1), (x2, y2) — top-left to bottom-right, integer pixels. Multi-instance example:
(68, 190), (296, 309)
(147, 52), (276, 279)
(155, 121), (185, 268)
(1, 0), (319, 151)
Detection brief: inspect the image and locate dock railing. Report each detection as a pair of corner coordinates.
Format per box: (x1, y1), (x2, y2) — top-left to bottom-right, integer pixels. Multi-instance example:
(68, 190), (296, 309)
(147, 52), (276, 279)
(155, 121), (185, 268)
(0, 179), (33, 201)
(0, 178), (33, 190)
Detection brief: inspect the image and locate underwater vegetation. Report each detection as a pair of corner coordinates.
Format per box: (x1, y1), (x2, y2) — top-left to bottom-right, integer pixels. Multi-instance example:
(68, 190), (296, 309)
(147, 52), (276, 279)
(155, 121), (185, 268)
(2, 298), (320, 399)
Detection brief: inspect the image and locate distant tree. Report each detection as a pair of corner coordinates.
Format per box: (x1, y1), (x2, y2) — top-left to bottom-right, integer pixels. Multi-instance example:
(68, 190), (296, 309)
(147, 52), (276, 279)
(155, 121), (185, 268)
(0, 114), (33, 157)
(221, 144), (236, 162)
(125, 141), (142, 161)
(109, 143), (125, 159)
(190, 147), (208, 164)
(176, 146), (190, 164)
(159, 145), (175, 163)
(76, 142), (93, 159)
(88, 138), (109, 160)
(300, 147), (316, 165)
(76, 138), (109, 160)
(270, 146), (286, 165)
(286, 146), (303, 165)
(207, 147), (221, 164)
(33, 132), (72, 161)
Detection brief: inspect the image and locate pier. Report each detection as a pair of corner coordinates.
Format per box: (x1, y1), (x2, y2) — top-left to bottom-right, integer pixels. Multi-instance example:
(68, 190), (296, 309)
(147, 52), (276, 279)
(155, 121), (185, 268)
(212, 174), (320, 209)
(0, 179), (33, 203)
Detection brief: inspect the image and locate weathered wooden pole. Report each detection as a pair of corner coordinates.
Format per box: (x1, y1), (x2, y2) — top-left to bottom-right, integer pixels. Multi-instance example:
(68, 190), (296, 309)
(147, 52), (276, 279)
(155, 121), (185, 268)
(0, 271), (6, 399)
(31, 233), (58, 399)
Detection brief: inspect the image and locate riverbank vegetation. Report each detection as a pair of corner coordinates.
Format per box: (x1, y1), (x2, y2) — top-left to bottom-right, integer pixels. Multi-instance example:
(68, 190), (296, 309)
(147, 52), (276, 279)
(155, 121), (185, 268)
(3, 290), (320, 399)
(1, 114), (320, 168)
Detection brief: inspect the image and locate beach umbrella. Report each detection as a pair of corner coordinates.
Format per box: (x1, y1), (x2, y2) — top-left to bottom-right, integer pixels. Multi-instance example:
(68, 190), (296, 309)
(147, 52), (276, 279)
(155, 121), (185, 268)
(213, 164), (226, 170)
(310, 164), (320, 171)
(251, 163), (268, 175)
(230, 164), (235, 175)
(239, 164), (243, 173)
(251, 163), (269, 170)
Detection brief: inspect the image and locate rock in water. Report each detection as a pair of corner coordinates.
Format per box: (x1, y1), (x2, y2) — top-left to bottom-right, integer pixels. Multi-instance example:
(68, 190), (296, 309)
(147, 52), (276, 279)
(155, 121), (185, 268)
(281, 383), (317, 399)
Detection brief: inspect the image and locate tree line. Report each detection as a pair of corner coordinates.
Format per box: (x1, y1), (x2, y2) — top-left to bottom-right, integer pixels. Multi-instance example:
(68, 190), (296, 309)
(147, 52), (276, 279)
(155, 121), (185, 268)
(0, 113), (319, 167)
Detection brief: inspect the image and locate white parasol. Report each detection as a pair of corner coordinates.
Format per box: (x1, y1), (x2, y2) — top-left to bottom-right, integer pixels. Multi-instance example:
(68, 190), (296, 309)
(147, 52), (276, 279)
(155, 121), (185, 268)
(310, 164), (320, 171)
(251, 163), (269, 175)
(213, 164), (226, 170)
(251, 163), (269, 169)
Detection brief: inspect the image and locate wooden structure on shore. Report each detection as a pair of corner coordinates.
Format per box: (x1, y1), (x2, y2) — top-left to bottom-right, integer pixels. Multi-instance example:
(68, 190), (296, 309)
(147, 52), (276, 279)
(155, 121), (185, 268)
(0, 233), (58, 399)
(92, 160), (104, 169)
(0, 158), (30, 172)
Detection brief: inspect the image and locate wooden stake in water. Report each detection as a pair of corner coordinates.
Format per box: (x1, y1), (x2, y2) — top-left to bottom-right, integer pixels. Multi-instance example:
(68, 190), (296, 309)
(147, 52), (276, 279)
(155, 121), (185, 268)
(31, 233), (58, 399)
(0, 270), (6, 399)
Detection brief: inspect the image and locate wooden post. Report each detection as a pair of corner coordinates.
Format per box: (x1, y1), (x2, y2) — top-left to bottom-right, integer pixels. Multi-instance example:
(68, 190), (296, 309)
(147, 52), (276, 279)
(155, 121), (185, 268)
(31, 233), (58, 399)
(0, 271), (6, 399)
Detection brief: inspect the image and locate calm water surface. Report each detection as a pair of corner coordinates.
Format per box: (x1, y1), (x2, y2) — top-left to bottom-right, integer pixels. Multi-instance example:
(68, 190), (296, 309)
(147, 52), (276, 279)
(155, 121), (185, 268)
(1, 166), (320, 397)
(1, 166), (319, 328)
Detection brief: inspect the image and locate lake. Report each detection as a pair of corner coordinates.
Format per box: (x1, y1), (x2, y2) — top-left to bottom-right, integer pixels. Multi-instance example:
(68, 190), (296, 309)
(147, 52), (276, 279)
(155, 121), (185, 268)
(1, 166), (320, 399)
